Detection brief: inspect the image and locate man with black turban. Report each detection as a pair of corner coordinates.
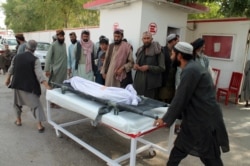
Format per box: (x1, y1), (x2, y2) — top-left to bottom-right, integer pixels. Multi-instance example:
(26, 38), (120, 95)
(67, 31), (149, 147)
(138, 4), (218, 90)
(15, 33), (27, 54)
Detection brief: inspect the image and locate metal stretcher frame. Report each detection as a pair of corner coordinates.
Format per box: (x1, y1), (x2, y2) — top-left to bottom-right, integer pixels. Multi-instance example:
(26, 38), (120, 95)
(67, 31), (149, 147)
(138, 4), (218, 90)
(46, 89), (175, 166)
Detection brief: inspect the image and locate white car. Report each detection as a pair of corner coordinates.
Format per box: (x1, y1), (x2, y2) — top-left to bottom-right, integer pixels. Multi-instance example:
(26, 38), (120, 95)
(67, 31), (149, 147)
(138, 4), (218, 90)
(0, 44), (5, 55)
(34, 42), (51, 69)
(0, 36), (17, 52)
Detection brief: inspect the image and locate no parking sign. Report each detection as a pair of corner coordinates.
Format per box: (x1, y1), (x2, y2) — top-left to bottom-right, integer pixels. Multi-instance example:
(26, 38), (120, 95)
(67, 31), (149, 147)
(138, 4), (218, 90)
(113, 22), (119, 31)
(148, 23), (157, 35)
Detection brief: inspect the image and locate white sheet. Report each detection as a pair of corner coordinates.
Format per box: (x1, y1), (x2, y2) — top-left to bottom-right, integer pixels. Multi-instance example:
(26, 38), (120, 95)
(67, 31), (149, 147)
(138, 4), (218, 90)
(46, 88), (168, 135)
(63, 76), (141, 105)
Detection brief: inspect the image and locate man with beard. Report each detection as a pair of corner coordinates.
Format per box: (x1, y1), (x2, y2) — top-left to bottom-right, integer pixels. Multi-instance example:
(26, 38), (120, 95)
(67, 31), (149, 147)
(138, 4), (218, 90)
(191, 38), (215, 81)
(158, 34), (179, 103)
(72, 30), (95, 81)
(191, 38), (209, 69)
(15, 33), (27, 54)
(133, 31), (165, 99)
(67, 32), (79, 78)
(101, 28), (134, 88)
(45, 29), (67, 88)
(154, 42), (229, 166)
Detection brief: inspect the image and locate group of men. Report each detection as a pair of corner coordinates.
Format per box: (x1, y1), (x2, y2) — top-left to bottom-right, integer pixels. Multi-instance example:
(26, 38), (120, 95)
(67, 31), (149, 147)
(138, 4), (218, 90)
(4, 28), (229, 165)
(44, 29), (179, 102)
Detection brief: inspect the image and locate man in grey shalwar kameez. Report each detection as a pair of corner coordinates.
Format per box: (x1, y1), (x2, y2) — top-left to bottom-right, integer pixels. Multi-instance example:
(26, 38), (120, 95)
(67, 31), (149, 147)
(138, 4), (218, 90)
(45, 29), (67, 87)
(155, 42), (229, 166)
(5, 40), (50, 133)
(133, 31), (165, 99)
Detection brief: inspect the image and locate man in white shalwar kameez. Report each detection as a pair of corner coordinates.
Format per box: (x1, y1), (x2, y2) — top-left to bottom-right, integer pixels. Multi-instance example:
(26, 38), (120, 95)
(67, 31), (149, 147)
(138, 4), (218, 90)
(74, 30), (95, 81)
(67, 32), (78, 78)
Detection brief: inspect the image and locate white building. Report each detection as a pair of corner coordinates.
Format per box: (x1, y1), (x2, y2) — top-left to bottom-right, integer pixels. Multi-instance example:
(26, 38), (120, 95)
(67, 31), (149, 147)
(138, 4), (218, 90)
(186, 18), (250, 88)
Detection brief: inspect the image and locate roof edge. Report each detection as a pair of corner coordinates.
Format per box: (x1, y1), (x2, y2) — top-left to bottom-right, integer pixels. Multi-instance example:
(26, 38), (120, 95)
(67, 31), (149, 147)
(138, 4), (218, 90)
(188, 17), (250, 23)
(83, 0), (209, 13)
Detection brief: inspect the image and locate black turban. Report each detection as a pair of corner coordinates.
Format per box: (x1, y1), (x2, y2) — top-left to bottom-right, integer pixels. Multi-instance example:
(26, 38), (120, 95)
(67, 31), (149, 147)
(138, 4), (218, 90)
(191, 38), (205, 50)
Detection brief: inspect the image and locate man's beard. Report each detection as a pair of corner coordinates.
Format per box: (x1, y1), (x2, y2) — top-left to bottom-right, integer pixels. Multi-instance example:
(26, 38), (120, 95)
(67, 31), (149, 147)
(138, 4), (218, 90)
(114, 40), (122, 45)
(71, 39), (77, 44)
(143, 43), (151, 48)
(58, 39), (64, 44)
(83, 39), (88, 42)
(172, 56), (181, 68)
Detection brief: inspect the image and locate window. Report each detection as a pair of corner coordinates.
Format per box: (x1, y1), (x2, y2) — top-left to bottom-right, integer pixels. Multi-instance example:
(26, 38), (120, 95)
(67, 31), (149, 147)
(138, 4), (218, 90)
(202, 34), (234, 60)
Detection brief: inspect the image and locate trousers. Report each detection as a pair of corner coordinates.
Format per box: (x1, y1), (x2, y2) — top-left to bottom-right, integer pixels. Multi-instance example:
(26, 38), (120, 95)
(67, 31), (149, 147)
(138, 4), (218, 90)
(167, 146), (223, 166)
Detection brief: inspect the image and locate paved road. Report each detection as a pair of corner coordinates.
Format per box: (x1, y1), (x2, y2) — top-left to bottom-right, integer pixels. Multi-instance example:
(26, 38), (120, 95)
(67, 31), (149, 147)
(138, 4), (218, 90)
(0, 74), (249, 166)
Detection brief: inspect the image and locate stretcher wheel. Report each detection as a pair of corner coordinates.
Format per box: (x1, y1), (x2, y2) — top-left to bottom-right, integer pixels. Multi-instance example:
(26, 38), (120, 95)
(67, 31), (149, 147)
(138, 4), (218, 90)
(148, 150), (156, 158)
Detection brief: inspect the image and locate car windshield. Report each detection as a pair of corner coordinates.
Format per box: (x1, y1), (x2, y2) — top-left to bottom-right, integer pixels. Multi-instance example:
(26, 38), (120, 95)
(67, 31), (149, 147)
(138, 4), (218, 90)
(36, 43), (50, 51)
(7, 39), (17, 46)
(0, 45), (4, 50)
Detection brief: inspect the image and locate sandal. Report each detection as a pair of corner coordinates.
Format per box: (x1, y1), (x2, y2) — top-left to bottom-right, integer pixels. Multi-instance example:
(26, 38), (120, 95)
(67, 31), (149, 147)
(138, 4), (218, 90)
(38, 127), (45, 133)
(14, 121), (22, 126)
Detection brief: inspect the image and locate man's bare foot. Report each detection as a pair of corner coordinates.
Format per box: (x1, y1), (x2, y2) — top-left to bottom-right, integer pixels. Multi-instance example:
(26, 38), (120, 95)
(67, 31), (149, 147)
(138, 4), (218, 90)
(14, 117), (22, 126)
(37, 122), (45, 133)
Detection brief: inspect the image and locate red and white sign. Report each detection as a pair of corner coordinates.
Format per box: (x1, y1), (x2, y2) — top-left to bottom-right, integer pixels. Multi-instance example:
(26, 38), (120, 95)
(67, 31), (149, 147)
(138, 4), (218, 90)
(113, 22), (119, 31)
(148, 23), (157, 35)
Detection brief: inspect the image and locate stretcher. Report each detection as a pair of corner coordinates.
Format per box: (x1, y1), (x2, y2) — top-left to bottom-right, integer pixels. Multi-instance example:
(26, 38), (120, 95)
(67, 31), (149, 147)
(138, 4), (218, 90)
(46, 88), (175, 166)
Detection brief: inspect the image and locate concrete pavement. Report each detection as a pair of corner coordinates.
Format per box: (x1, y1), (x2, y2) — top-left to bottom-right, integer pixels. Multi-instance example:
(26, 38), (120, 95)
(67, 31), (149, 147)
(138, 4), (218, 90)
(0, 74), (249, 166)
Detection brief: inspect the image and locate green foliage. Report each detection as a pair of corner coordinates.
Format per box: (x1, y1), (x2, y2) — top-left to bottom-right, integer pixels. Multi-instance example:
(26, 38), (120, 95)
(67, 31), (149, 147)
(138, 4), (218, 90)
(219, 0), (250, 17)
(1, 0), (99, 33)
(188, 2), (224, 19)
(168, 0), (250, 19)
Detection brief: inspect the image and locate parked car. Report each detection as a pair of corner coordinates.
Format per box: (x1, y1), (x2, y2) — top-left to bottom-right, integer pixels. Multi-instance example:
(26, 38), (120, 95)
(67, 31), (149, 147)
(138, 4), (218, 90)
(34, 42), (51, 69)
(0, 36), (17, 52)
(0, 44), (5, 55)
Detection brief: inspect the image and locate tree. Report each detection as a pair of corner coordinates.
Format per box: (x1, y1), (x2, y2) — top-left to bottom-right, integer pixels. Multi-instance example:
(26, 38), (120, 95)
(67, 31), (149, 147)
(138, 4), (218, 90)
(168, 0), (250, 18)
(188, 1), (224, 19)
(1, 0), (99, 33)
(219, 0), (250, 17)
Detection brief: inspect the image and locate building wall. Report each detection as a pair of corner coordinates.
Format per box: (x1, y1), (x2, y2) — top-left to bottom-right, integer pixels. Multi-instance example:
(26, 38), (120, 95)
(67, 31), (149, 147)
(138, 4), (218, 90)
(24, 27), (101, 49)
(140, 1), (188, 45)
(186, 19), (250, 88)
(99, 0), (143, 52)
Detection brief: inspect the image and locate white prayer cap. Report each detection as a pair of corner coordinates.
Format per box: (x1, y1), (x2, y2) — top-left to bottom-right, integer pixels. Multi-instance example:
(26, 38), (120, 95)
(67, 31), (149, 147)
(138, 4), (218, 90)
(174, 42), (193, 55)
(166, 34), (177, 42)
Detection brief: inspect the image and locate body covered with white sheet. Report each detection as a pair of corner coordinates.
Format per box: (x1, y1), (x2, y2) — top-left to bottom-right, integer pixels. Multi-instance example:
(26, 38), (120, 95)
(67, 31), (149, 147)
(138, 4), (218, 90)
(64, 76), (141, 105)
